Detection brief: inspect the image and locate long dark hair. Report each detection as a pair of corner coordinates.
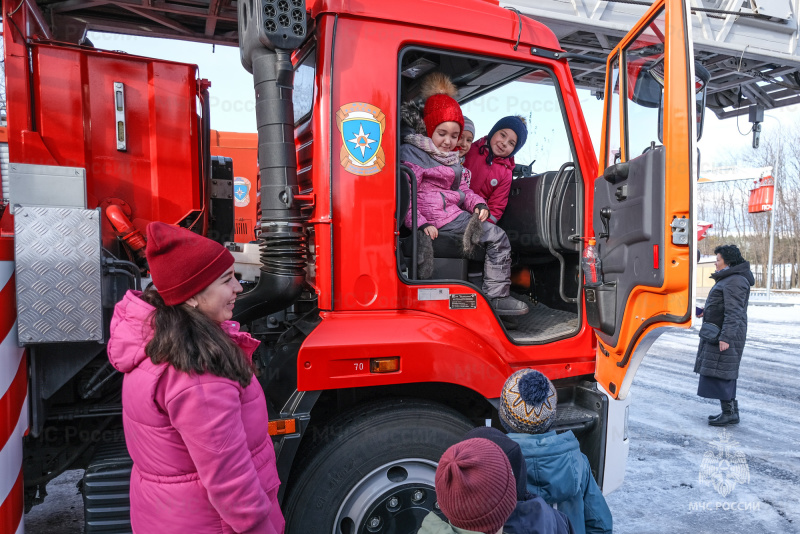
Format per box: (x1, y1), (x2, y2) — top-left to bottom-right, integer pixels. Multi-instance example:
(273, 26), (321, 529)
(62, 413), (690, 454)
(141, 287), (253, 387)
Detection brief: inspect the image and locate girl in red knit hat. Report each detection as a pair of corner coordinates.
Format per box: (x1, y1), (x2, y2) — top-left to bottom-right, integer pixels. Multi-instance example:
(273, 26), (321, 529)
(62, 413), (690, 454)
(401, 73), (528, 315)
(107, 222), (284, 534)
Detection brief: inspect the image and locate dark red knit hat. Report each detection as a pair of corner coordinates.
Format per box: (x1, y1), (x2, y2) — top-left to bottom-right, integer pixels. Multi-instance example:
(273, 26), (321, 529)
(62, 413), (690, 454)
(435, 438), (517, 534)
(145, 222), (235, 306)
(423, 93), (464, 139)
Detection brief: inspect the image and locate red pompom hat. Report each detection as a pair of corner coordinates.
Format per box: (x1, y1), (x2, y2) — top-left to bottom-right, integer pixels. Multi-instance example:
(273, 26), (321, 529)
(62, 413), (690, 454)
(145, 222), (235, 306)
(435, 438), (517, 534)
(423, 93), (464, 138)
(421, 72), (464, 138)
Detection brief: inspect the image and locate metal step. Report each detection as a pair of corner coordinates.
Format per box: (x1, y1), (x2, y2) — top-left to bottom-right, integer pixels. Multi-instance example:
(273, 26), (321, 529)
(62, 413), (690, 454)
(83, 441), (133, 534)
(552, 402), (599, 433)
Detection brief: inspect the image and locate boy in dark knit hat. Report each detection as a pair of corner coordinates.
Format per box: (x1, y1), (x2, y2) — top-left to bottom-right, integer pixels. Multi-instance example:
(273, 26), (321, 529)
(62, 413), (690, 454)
(462, 427), (574, 534)
(419, 438), (517, 534)
(499, 370), (612, 534)
(463, 115), (527, 225)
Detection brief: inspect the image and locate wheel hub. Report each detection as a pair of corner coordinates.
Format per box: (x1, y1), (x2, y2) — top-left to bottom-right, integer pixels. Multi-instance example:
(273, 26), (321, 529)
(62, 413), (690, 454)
(334, 459), (444, 534)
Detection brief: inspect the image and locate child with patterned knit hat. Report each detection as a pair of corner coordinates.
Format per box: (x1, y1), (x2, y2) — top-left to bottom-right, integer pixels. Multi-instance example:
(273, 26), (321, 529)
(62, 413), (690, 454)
(401, 74), (528, 316)
(464, 116), (528, 225)
(418, 437), (518, 534)
(499, 369), (613, 534)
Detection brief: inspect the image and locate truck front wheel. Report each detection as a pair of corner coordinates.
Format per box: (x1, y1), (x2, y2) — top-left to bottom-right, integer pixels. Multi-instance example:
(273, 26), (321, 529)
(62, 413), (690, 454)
(282, 399), (474, 534)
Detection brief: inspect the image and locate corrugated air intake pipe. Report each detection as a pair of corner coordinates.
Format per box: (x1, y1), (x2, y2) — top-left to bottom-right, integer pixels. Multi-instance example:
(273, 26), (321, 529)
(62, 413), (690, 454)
(233, 0), (308, 323)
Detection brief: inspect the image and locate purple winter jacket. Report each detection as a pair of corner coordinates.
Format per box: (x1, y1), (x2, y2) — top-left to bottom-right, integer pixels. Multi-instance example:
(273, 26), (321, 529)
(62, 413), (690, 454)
(401, 143), (487, 230)
(107, 291), (284, 534)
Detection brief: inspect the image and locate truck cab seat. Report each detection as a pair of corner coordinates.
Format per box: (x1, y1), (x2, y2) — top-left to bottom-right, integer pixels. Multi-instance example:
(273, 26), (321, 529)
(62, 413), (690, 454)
(401, 231), (485, 282)
(499, 168), (580, 257)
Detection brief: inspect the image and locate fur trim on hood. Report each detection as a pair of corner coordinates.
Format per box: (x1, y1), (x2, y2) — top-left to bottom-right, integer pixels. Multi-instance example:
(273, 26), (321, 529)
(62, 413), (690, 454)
(401, 100), (427, 136)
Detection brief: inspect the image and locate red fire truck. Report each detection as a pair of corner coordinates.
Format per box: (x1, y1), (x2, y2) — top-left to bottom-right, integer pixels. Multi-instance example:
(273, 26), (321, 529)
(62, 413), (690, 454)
(1, 0), (701, 532)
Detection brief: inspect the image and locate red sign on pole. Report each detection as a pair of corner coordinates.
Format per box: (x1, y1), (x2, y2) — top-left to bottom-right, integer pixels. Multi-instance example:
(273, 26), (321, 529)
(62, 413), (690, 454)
(748, 176), (775, 213)
(697, 222), (712, 241)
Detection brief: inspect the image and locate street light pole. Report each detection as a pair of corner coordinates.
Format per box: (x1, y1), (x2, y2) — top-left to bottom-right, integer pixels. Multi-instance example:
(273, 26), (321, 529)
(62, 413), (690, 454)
(761, 113), (781, 301)
(766, 172), (778, 300)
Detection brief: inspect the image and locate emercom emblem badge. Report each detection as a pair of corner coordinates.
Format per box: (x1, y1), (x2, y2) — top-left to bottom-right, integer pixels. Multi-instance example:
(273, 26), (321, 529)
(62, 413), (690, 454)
(336, 102), (386, 176)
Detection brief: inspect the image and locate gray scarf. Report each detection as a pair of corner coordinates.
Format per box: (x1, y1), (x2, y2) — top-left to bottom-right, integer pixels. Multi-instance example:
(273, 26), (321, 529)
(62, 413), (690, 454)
(403, 133), (461, 167)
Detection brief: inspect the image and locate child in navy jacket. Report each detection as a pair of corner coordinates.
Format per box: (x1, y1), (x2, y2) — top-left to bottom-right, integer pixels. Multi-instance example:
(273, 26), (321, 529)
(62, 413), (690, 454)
(499, 369), (613, 534)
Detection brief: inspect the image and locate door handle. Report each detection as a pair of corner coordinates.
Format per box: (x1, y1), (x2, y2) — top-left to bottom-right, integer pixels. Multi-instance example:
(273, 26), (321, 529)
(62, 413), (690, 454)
(599, 206), (612, 240)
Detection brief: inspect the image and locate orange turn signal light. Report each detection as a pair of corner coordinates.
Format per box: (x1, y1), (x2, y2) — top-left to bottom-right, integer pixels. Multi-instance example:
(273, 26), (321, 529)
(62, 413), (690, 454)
(370, 357), (400, 373)
(268, 418), (297, 436)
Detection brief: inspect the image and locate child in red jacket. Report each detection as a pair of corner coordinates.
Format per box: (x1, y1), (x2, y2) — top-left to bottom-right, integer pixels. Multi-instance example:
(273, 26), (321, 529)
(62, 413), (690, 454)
(464, 115), (528, 224)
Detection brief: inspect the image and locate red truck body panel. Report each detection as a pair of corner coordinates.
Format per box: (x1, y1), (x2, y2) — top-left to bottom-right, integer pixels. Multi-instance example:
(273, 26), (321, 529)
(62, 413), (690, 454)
(6, 42), (202, 231)
(297, 5), (600, 394)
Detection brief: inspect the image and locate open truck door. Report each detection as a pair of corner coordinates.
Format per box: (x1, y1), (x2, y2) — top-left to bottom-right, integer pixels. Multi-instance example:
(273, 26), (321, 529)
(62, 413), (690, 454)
(589, 0), (700, 400)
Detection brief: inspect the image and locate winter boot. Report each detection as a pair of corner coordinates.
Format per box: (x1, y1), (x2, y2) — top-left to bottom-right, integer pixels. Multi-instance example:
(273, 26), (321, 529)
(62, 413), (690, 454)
(491, 295), (529, 316)
(708, 400), (724, 421)
(708, 400), (739, 426)
(417, 230), (435, 280)
(709, 399), (739, 421)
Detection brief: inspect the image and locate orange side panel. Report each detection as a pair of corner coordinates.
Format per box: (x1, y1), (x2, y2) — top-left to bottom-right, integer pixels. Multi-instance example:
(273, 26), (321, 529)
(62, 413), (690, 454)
(209, 130), (259, 243)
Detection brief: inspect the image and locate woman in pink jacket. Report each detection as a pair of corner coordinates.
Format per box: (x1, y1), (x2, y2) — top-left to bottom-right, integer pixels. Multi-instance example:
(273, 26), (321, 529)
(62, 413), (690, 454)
(107, 222), (284, 534)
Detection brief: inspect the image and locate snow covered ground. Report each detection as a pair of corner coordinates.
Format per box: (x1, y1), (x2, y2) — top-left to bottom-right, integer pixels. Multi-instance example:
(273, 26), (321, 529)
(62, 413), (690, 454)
(25, 305), (800, 533)
(606, 304), (800, 533)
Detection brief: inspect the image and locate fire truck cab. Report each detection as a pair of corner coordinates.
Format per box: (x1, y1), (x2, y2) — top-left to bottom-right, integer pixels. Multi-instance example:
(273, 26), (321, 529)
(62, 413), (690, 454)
(1, 0), (699, 532)
(273, 1), (697, 530)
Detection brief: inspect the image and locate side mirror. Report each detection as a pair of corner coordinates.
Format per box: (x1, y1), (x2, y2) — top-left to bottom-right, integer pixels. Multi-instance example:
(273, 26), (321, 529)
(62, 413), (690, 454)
(658, 62), (710, 142)
(628, 59), (663, 109)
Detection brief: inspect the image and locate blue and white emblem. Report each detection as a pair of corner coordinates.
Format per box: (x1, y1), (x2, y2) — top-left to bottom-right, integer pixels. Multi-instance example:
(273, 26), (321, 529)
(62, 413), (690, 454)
(335, 102), (386, 176)
(342, 119), (381, 165)
(233, 176), (251, 207)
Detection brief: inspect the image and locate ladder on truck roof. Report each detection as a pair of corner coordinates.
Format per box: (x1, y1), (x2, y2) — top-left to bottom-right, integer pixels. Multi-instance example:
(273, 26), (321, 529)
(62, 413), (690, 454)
(502, 0), (800, 119)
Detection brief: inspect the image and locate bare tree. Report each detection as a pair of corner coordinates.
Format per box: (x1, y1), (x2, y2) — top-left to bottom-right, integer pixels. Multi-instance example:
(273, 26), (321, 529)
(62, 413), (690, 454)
(700, 125), (800, 289)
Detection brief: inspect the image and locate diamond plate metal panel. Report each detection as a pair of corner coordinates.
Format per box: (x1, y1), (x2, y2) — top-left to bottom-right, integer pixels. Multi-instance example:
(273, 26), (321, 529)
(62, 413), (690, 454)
(15, 206), (103, 344)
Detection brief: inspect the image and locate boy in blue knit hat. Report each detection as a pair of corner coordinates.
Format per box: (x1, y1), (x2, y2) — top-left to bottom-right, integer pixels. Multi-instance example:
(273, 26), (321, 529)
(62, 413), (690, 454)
(499, 369), (613, 534)
(463, 115), (527, 225)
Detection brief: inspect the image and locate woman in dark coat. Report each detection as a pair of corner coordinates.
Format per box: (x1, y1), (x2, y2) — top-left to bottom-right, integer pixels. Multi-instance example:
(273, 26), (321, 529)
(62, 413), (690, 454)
(694, 244), (755, 426)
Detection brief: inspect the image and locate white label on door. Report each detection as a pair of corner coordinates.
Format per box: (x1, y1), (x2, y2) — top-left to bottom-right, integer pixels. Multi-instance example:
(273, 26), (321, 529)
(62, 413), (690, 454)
(418, 288), (450, 301)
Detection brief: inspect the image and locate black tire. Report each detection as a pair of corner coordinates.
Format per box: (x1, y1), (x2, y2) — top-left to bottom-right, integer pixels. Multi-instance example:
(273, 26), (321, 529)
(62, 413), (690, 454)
(283, 399), (474, 534)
